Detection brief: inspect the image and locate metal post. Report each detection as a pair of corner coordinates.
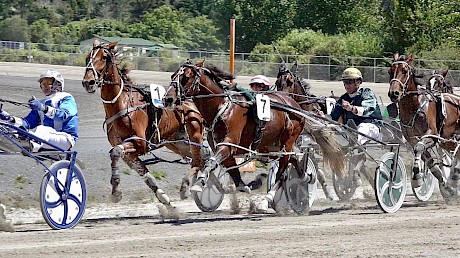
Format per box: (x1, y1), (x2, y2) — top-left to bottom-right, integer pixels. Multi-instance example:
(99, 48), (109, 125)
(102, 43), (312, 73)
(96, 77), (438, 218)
(229, 19), (235, 82)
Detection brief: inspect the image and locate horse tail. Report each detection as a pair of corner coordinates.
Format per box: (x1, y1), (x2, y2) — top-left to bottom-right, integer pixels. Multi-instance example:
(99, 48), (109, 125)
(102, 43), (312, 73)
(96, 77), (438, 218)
(309, 126), (346, 177)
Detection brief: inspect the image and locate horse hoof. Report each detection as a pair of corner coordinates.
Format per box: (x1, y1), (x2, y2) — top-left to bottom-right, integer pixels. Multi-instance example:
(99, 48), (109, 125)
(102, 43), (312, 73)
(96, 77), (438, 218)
(110, 192), (123, 203)
(255, 199), (269, 214)
(155, 189), (170, 205)
(322, 186), (334, 200)
(180, 189), (191, 200)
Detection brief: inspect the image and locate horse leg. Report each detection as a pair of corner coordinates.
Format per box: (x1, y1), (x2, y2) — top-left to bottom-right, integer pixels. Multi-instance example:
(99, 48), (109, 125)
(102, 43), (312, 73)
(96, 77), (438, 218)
(109, 144), (124, 203)
(180, 118), (205, 199)
(412, 139), (436, 188)
(316, 166), (333, 200)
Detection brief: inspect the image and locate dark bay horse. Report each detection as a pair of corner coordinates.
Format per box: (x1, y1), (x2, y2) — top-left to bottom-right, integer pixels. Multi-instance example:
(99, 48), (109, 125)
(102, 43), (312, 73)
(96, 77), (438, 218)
(275, 62), (329, 114)
(275, 62), (337, 199)
(82, 40), (205, 207)
(165, 60), (345, 212)
(388, 53), (459, 196)
(427, 69), (454, 93)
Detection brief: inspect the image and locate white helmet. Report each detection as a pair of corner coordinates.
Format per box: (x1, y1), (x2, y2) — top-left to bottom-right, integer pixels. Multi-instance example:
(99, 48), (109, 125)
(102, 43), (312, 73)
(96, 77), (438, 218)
(39, 70), (64, 92)
(249, 75), (271, 87)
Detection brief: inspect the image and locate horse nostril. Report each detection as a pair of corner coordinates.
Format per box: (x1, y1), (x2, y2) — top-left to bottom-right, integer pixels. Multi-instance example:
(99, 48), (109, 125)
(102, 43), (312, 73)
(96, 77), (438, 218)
(89, 80), (96, 86)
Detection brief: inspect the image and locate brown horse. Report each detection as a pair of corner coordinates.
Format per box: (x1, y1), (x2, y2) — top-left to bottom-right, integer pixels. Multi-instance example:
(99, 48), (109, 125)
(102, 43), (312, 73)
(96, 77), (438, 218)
(275, 62), (328, 114)
(388, 53), (459, 196)
(82, 40), (205, 207)
(165, 60), (344, 212)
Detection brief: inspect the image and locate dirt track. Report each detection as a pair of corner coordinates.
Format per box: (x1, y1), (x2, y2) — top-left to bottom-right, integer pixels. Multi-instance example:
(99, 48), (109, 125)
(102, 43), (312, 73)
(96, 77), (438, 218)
(1, 62), (460, 257)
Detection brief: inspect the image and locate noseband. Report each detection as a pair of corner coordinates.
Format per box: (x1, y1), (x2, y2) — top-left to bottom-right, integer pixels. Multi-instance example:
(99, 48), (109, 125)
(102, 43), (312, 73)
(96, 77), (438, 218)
(85, 45), (124, 104)
(170, 64), (212, 100)
(390, 61), (417, 97)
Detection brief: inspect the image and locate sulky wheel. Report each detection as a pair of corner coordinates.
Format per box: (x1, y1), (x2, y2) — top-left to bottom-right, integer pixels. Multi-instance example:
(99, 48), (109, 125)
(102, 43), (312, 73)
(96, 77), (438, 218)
(375, 152), (407, 213)
(192, 164), (228, 212)
(332, 157), (358, 201)
(40, 160), (87, 230)
(284, 155), (318, 214)
(412, 159), (436, 202)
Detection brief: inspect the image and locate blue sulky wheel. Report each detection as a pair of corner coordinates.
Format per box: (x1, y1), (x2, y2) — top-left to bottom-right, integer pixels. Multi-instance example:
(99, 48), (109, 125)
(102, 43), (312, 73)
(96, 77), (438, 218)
(412, 159), (436, 202)
(40, 160), (87, 229)
(192, 164), (228, 212)
(375, 152), (407, 213)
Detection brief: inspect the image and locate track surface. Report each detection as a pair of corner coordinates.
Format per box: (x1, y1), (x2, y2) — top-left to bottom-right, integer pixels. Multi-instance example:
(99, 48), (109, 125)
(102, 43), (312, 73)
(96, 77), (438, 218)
(1, 63), (460, 257)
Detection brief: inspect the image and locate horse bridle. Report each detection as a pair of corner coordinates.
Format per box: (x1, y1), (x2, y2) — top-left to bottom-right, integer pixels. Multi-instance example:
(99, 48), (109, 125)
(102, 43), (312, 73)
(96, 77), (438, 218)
(85, 45), (124, 104)
(170, 64), (214, 101)
(390, 61), (418, 97)
(428, 73), (445, 92)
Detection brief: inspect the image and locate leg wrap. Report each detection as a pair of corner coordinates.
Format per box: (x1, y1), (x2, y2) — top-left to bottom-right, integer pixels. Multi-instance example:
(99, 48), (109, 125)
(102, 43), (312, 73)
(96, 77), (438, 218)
(142, 173), (159, 192)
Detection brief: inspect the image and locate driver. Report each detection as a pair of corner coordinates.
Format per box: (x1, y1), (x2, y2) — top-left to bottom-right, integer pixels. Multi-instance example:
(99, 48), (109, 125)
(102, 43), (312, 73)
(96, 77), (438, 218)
(330, 67), (383, 187)
(249, 75), (271, 150)
(0, 70), (79, 152)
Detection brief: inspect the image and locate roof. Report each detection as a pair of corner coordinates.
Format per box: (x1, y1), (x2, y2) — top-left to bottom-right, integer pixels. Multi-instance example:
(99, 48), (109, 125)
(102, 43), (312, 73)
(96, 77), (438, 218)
(95, 36), (156, 47)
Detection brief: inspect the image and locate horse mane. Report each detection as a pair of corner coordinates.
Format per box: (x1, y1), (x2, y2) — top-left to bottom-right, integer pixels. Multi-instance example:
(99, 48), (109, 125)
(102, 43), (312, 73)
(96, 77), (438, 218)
(119, 63), (135, 84)
(204, 64), (235, 81)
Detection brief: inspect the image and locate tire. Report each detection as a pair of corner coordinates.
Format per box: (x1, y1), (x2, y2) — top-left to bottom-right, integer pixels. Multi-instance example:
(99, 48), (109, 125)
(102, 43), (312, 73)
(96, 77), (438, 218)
(192, 164), (227, 212)
(411, 159), (436, 202)
(332, 158), (358, 201)
(284, 156), (318, 214)
(40, 160), (87, 229)
(375, 152), (407, 213)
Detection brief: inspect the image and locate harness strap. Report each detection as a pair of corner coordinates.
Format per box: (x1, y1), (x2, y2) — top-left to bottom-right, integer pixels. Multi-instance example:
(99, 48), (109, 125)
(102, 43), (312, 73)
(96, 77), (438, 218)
(105, 103), (149, 125)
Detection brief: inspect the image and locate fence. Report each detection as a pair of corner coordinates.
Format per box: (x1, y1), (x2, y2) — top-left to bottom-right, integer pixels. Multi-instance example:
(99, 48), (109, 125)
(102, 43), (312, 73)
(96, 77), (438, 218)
(0, 40), (459, 84)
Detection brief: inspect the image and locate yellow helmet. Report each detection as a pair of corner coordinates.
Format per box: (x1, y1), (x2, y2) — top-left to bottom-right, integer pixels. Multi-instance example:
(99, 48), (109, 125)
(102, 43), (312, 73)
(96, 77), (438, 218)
(341, 67), (363, 80)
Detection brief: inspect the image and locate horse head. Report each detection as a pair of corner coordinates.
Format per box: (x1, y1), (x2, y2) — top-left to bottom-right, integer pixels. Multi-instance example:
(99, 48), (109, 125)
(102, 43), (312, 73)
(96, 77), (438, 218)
(165, 60), (233, 107)
(82, 40), (119, 93)
(388, 53), (417, 102)
(275, 62), (295, 92)
(428, 69), (452, 93)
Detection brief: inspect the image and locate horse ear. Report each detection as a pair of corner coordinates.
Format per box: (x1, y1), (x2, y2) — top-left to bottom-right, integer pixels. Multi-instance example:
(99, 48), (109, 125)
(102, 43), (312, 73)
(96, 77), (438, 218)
(93, 39), (100, 48)
(407, 54), (414, 64)
(442, 69), (449, 77)
(196, 59), (205, 67)
(393, 52), (399, 62)
(108, 41), (119, 50)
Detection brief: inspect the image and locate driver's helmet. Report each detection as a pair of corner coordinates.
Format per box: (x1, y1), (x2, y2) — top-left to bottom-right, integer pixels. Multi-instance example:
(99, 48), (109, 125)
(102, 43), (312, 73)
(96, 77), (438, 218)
(39, 70), (64, 93)
(249, 75), (271, 90)
(341, 67), (363, 81)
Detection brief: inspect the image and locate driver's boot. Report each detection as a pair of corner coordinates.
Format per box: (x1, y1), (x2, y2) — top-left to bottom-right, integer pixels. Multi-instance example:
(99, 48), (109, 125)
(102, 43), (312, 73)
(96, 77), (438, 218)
(251, 120), (266, 150)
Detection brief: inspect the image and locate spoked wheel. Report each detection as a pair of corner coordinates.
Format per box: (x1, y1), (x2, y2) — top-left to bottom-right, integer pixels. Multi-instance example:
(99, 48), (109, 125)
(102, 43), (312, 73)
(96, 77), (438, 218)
(267, 161), (290, 212)
(412, 159), (436, 202)
(283, 156), (318, 214)
(192, 164), (228, 212)
(375, 152), (407, 213)
(40, 160), (87, 229)
(332, 157), (358, 201)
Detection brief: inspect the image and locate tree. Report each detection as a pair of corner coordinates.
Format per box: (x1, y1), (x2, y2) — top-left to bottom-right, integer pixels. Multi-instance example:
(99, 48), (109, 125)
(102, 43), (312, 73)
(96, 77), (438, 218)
(234, 0), (297, 52)
(0, 15), (30, 42)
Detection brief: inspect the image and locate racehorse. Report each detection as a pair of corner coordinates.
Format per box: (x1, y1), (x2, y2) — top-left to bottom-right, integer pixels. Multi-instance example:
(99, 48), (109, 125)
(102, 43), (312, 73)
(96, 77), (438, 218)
(82, 40), (205, 207)
(275, 62), (328, 114)
(275, 62), (337, 199)
(165, 60), (345, 212)
(388, 53), (459, 196)
(427, 69), (454, 93)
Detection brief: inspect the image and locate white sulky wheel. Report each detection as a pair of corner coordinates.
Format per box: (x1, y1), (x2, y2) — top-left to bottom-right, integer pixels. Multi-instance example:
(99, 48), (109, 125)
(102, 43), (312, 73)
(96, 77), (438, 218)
(40, 160), (87, 230)
(332, 157), (358, 201)
(412, 159), (436, 202)
(375, 152), (407, 213)
(192, 164), (228, 212)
